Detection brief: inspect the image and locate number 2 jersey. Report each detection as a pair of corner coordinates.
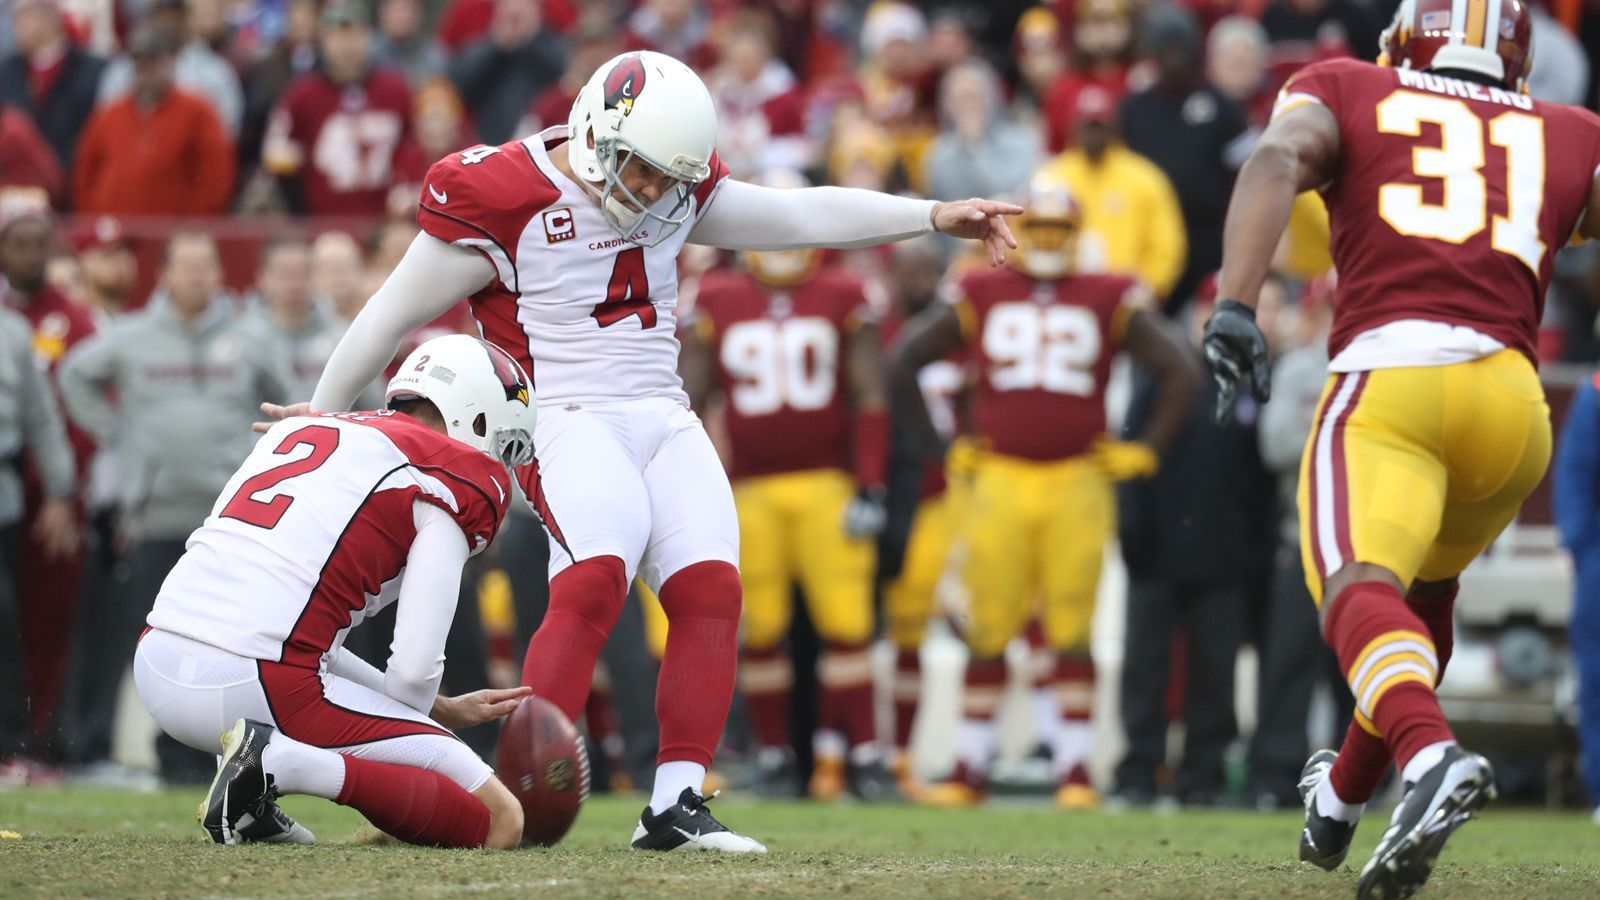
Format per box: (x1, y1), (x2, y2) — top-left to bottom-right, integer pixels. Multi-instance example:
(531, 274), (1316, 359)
(1277, 58), (1600, 368)
(946, 267), (1147, 462)
(147, 412), (511, 669)
(690, 267), (876, 480)
(416, 126), (730, 408)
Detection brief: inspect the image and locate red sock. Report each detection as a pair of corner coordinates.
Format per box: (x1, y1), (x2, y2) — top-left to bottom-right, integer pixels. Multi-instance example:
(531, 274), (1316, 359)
(1051, 653), (1095, 721)
(892, 649), (920, 751)
(1324, 581), (1454, 774)
(1328, 580), (1458, 804)
(819, 641), (876, 749)
(655, 561), (741, 767)
(336, 757), (490, 848)
(520, 556), (627, 720)
(739, 645), (792, 750)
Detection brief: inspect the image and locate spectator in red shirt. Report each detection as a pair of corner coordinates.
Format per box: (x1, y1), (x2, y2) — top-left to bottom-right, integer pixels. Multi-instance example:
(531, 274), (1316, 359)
(704, 10), (809, 178)
(0, 0), (107, 172)
(0, 101), (64, 206)
(263, 0), (415, 216)
(1042, 0), (1134, 153)
(72, 26), (236, 215)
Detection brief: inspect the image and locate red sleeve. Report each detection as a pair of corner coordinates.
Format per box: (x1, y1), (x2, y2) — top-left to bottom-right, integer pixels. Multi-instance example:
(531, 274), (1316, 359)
(189, 97), (237, 215)
(417, 448), (511, 550)
(691, 150), (731, 218)
(416, 141), (559, 284)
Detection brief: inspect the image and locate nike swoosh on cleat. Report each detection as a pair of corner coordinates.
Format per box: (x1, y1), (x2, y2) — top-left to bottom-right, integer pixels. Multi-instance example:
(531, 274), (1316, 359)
(673, 827), (701, 844)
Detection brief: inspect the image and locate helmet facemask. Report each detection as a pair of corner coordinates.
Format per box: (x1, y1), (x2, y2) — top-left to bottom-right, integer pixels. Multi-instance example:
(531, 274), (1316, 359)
(590, 134), (707, 248)
(474, 411), (535, 470)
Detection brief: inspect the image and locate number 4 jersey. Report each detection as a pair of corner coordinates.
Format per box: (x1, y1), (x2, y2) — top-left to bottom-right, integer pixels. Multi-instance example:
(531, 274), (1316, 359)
(416, 127), (730, 407)
(1277, 58), (1600, 368)
(947, 267), (1149, 462)
(148, 412), (511, 667)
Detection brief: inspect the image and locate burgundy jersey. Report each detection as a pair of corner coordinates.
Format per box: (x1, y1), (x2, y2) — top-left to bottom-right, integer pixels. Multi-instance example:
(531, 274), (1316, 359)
(266, 68), (415, 216)
(950, 267), (1144, 462)
(1280, 58), (1600, 361)
(692, 267), (874, 480)
(880, 309), (967, 499)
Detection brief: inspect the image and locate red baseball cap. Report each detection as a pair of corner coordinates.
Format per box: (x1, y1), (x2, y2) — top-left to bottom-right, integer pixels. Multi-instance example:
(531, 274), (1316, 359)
(74, 215), (130, 253)
(1074, 85), (1117, 126)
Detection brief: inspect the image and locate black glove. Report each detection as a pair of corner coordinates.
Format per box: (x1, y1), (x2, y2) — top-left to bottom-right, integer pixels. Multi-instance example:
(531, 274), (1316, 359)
(1202, 299), (1272, 423)
(842, 486), (889, 539)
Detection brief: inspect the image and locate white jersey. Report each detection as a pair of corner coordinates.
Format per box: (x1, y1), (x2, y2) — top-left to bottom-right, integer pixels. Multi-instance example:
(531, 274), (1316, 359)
(147, 411), (511, 668)
(416, 128), (730, 407)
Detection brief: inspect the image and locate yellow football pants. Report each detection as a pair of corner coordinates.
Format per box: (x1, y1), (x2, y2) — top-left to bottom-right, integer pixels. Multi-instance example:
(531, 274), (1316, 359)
(1298, 349), (1551, 604)
(962, 453), (1112, 658)
(736, 468), (875, 649)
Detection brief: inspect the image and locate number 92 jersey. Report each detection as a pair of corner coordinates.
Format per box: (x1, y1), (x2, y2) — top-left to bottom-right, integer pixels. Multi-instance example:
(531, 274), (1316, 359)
(689, 266), (877, 480)
(947, 267), (1147, 462)
(1277, 57), (1600, 362)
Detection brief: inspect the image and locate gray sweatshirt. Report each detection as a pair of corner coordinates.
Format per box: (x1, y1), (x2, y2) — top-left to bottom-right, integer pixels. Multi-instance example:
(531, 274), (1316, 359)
(0, 307), (74, 528)
(1258, 338), (1331, 548)
(58, 292), (294, 540)
(235, 298), (384, 409)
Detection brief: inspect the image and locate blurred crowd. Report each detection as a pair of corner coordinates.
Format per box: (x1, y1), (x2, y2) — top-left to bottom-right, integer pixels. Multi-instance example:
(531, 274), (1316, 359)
(2, 0), (1600, 808)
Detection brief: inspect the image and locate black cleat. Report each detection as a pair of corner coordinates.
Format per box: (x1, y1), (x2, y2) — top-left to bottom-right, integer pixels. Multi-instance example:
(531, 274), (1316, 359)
(198, 719), (278, 846)
(236, 799), (316, 845)
(1357, 746), (1495, 900)
(1299, 748), (1358, 871)
(847, 757), (903, 803)
(629, 788), (767, 853)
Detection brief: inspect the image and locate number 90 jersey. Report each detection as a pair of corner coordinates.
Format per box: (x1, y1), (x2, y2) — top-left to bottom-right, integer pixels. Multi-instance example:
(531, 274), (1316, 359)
(147, 412), (511, 668)
(1278, 58), (1600, 363)
(690, 267), (877, 480)
(416, 127), (729, 407)
(947, 267), (1146, 462)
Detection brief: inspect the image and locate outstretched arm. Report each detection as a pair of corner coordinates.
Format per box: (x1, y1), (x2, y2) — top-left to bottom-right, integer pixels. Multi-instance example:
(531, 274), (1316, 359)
(690, 180), (1022, 265)
(294, 234), (495, 415)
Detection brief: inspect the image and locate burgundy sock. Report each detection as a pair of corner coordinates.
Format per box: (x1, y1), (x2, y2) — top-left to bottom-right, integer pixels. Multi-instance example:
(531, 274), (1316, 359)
(1325, 581), (1454, 774)
(739, 645), (792, 750)
(892, 649), (921, 751)
(520, 556), (627, 720)
(336, 757), (490, 848)
(819, 641), (876, 749)
(655, 561), (741, 767)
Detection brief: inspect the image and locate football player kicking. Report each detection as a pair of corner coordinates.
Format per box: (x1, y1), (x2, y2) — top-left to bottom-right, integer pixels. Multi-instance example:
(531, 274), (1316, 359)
(259, 50), (1021, 852)
(890, 178), (1198, 810)
(679, 185), (897, 802)
(135, 335), (537, 849)
(1204, 1), (1600, 896)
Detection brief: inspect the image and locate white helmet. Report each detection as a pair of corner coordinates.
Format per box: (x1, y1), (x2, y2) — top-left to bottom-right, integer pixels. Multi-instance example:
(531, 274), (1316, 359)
(567, 50), (718, 247)
(385, 335), (537, 470)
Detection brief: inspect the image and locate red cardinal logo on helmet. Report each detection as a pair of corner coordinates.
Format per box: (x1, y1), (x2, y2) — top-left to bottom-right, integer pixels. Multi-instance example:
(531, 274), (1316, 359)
(482, 341), (531, 405)
(603, 55), (647, 116)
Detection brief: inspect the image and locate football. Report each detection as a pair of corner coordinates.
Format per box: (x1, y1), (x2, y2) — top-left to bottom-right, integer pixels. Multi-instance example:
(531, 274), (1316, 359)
(494, 695), (590, 847)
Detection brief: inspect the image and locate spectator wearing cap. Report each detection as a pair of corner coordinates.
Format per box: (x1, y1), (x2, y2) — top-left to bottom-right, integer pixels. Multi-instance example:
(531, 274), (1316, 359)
(96, 0), (243, 136)
(854, 1), (939, 194)
(704, 11), (809, 179)
(71, 217), (137, 322)
(73, 26), (235, 216)
(1119, 4), (1250, 312)
(449, 0), (566, 146)
(925, 61), (1040, 203)
(263, 0), (416, 216)
(0, 99), (64, 205)
(1037, 85), (1185, 300)
(0, 0), (107, 172)
(1041, 0), (1133, 154)
(58, 231), (292, 783)
(0, 203), (93, 757)
(624, 0), (717, 72)
(0, 303), (76, 785)
(372, 0), (447, 86)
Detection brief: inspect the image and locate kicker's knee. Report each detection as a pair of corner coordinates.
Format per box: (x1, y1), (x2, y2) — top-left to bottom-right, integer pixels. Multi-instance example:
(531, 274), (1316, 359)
(549, 556), (629, 632)
(659, 561), (742, 621)
(477, 778), (524, 850)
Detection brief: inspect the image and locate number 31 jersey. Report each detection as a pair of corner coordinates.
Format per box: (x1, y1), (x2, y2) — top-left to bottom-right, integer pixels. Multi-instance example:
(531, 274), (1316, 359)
(1278, 58), (1600, 364)
(947, 267), (1147, 462)
(148, 412), (511, 668)
(417, 127), (730, 407)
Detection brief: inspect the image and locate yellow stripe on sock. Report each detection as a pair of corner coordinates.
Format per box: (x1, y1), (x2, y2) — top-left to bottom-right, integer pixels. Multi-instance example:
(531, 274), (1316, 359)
(1346, 630), (1433, 683)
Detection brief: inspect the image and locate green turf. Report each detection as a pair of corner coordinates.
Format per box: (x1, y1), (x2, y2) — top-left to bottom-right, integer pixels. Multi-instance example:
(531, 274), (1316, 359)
(1, 788), (1595, 898)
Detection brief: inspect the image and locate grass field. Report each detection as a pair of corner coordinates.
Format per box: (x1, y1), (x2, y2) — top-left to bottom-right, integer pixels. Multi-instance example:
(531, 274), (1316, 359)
(2, 788), (1596, 898)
